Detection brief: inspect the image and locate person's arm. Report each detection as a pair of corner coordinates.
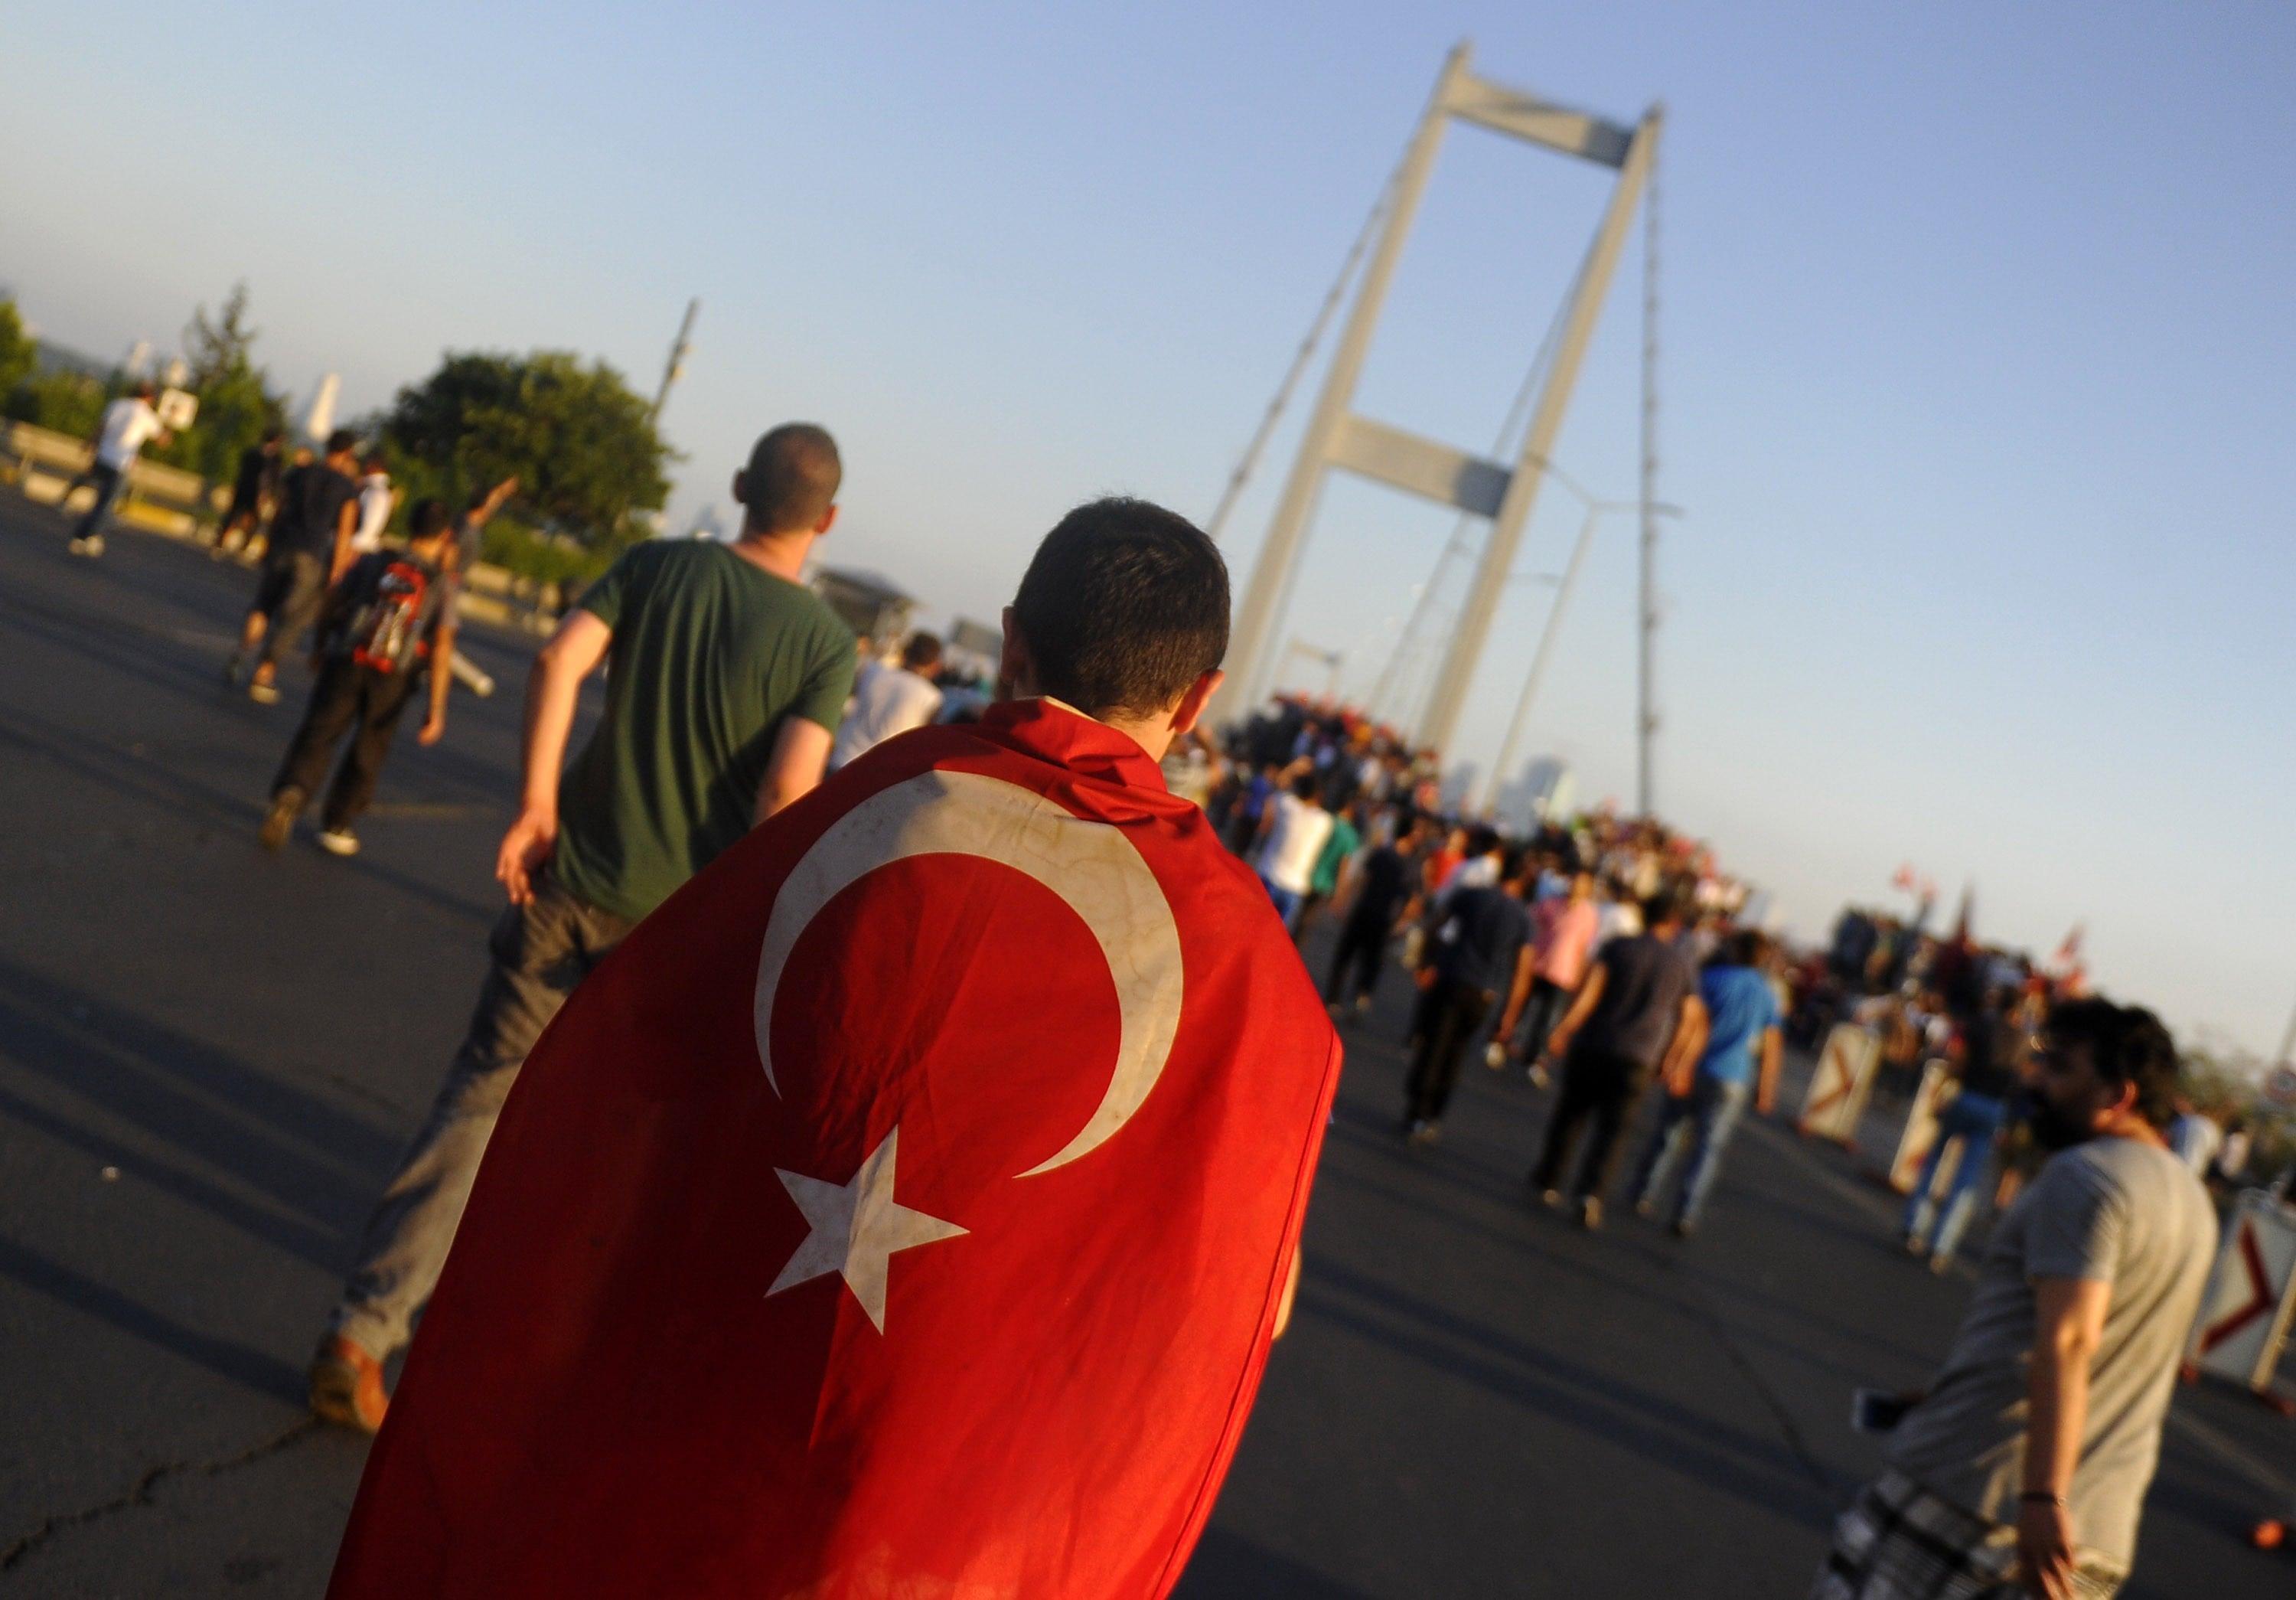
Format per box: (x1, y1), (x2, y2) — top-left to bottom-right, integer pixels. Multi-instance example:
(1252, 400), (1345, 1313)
(1543, 963), (1609, 1060)
(496, 608), (612, 905)
(417, 616), (455, 746)
(328, 495), (359, 584)
(1660, 994), (1710, 1096)
(2019, 1275), (2110, 1599)
(1495, 944), (1538, 1039)
(1753, 1024), (1784, 1116)
(755, 717), (834, 824)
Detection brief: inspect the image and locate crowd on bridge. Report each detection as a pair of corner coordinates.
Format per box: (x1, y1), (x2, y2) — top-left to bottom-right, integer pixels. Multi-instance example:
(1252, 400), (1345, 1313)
(28, 400), (2287, 1595)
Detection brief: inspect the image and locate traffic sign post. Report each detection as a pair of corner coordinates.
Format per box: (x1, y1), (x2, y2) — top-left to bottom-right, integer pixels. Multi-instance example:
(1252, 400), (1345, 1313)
(1799, 1024), (1878, 1146)
(2188, 1189), (2296, 1394)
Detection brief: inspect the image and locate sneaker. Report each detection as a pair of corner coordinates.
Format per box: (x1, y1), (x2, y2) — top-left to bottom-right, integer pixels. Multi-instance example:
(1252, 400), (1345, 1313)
(1632, 1197), (1658, 1220)
(248, 677), (281, 706)
(315, 828), (360, 857)
(1903, 1234), (1929, 1259)
(1352, 994), (1371, 1017)
(258, 788), (303, 851)
(1578, 1196), (1604, 1231)
(1528, 1063), (1552, 1090)
(1405, 1119), (1442, 1148)
(1668, 1217), (1695, 1240)
(67, 534), (104, 557)
(1537, 1185), (1567, 1211)
(308, 1335), (390, 1432)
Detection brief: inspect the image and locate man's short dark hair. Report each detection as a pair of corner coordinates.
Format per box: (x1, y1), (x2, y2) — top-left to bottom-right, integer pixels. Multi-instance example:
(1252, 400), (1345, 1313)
(325, 428), (359, 457)
(408, 498), (451, 540)
(742, 423), (841, 533)
(902, 632), (943, 671)
(2047, 998), (2180, 1131)
(1011, 497), (1228, 719)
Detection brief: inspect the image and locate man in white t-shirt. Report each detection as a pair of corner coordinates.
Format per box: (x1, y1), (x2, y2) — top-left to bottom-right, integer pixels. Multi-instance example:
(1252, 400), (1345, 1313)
(351, 452), (398, 553)
(64, 382), (171, 557)
(1254, 772), (1334, 929)
(829, 632), (944, 770)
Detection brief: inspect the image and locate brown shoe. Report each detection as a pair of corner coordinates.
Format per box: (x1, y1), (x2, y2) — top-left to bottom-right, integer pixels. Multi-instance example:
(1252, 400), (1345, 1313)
(308, 1335), (389, 1432)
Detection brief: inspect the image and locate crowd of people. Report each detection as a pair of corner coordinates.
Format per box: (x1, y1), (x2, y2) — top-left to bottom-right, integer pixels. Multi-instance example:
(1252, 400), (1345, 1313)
(38, 401), (2283, 1595)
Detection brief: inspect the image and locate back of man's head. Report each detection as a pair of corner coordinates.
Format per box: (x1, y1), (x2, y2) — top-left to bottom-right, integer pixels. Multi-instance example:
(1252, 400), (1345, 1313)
(325, 427), (360, 459)
(1010, 497), (1228, 720)
(408, 498), (452, 544)
(902, 632), (943, 673)
(740, 423), (841, 534)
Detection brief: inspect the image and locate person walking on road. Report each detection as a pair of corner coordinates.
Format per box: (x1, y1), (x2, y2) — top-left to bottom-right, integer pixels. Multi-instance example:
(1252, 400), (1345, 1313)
(307, 423), (856, 1432)
(1254, 770), (1333, 929)
(829, 630), (944, 770)
(349, 449), (397, 554)
(1815, 998), (2214, 1600)
(62, 380), (171, 557)
(257, 499), (460, 857)
(1627, 928), (1784, 1236)
(1905, 991), (2030, 1272)
(227, 428), (362, 704)
(1529, 893), (1703, 1228)
(1325, 812), (1427, 1015)
(214, 426), (282, 557)
(1509, 865), (1600, 1086)
(1401, 852), (1538, 1146)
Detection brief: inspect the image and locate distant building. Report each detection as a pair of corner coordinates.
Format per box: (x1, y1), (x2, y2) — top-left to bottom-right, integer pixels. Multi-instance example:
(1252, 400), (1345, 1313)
(1440, 761), (1481, 814)
(1496, 755), (1574, 833)
(812, 566), (920, 655)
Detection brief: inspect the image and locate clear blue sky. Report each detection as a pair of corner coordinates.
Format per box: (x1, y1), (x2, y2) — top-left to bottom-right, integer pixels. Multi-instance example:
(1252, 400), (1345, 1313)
(6, 2), (2294, 1058)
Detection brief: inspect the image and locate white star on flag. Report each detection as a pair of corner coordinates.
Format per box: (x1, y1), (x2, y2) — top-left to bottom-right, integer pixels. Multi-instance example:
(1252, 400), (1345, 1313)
(768, 1127), (966, 1332)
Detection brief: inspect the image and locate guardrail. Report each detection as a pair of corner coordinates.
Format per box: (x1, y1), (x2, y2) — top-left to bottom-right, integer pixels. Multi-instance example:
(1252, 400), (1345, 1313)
(2, 417), (563, 635)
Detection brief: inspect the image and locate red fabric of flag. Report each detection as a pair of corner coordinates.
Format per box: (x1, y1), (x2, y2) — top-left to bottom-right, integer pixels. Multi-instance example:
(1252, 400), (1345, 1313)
(327, 700), (1342, 1599)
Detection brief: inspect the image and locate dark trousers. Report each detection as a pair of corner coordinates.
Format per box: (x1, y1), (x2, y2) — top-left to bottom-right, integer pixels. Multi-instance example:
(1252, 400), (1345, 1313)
(251, 550), (327, 669)
(65, 462), (127, 539)
(1512, 975), (1572, 1057)
(1403, 976), (1493, 1124)
(1325, 909), (1389, 1004)
(273, 657), (418, 829)
(1530, 1044), (1652, 1200)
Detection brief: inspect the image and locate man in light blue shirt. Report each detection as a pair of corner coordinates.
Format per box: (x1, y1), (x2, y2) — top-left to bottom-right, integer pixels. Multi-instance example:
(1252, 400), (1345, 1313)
(1629, 928), (1782, 1236)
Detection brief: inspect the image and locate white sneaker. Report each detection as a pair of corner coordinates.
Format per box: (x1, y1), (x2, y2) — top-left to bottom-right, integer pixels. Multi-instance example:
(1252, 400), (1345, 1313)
(315, 828), (360, 857)
(67, 534), (105, 557)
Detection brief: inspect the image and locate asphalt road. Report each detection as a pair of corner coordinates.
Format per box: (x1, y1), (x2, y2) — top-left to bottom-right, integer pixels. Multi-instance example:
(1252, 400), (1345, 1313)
(1, 497), (2289, 1598)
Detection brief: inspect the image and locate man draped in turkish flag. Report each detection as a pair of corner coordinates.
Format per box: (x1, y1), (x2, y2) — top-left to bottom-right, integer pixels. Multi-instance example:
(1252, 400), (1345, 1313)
(328, 498), (1342, 1598)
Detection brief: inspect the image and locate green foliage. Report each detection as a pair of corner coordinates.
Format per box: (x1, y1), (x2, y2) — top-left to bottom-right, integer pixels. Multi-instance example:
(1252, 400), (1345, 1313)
(476, 516), (617, 590)
(5, 366), (107, 438)
(155, 283), (288, 486)
(379, 350), (673, 561)
(0, 298), (36, 402)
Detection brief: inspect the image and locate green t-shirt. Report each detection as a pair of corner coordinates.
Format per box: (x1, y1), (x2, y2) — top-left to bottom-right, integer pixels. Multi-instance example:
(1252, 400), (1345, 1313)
(552, 540), (856, 921)
(1310, 815), (1360, 897)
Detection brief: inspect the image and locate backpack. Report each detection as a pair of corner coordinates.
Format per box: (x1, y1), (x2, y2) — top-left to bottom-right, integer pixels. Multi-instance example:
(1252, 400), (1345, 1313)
(343, 558), (435, 674)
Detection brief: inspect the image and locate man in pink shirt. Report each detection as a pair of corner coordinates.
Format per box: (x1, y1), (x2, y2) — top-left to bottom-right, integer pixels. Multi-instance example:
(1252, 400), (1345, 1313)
(1508, 868), (1599, 1084)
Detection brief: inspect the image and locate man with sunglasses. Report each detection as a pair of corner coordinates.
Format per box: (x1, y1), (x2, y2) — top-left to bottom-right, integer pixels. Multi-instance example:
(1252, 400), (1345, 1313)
(1815, 998), (2213, 1599)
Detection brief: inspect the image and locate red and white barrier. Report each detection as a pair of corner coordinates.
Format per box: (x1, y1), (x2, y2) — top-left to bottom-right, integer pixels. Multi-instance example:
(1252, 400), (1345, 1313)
(1799, 1024), (1879, 1145)
(1887, 1061), (1961, 1195)
(2188, 1190), (2296, 1392)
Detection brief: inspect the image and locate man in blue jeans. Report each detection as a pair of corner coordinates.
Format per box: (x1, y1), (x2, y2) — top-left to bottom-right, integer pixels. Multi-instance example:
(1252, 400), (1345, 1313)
(1903, 996), (2028, 1270)
(1630, 929), (1784, 1236)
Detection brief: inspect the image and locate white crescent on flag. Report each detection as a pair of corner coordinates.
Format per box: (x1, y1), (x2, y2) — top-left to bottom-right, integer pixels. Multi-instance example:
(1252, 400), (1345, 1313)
(753, 769), (1186, 1176)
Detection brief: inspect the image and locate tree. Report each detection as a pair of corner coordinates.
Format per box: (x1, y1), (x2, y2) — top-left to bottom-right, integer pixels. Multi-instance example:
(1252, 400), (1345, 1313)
(380, 350), (673, 557)
(161, 282), (287, 486)
(0, 296), (36, 406)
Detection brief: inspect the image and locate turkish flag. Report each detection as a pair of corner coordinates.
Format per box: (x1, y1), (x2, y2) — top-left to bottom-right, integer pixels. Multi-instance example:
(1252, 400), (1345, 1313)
(327, 700), (1342, 1598)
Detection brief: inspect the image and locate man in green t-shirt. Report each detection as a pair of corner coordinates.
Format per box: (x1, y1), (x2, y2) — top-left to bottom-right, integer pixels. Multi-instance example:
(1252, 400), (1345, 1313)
(309, 424), (858, 1431)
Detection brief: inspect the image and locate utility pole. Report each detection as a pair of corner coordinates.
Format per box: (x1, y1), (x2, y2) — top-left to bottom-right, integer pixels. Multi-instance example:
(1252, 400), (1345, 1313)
(650, 298), (700, 425)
